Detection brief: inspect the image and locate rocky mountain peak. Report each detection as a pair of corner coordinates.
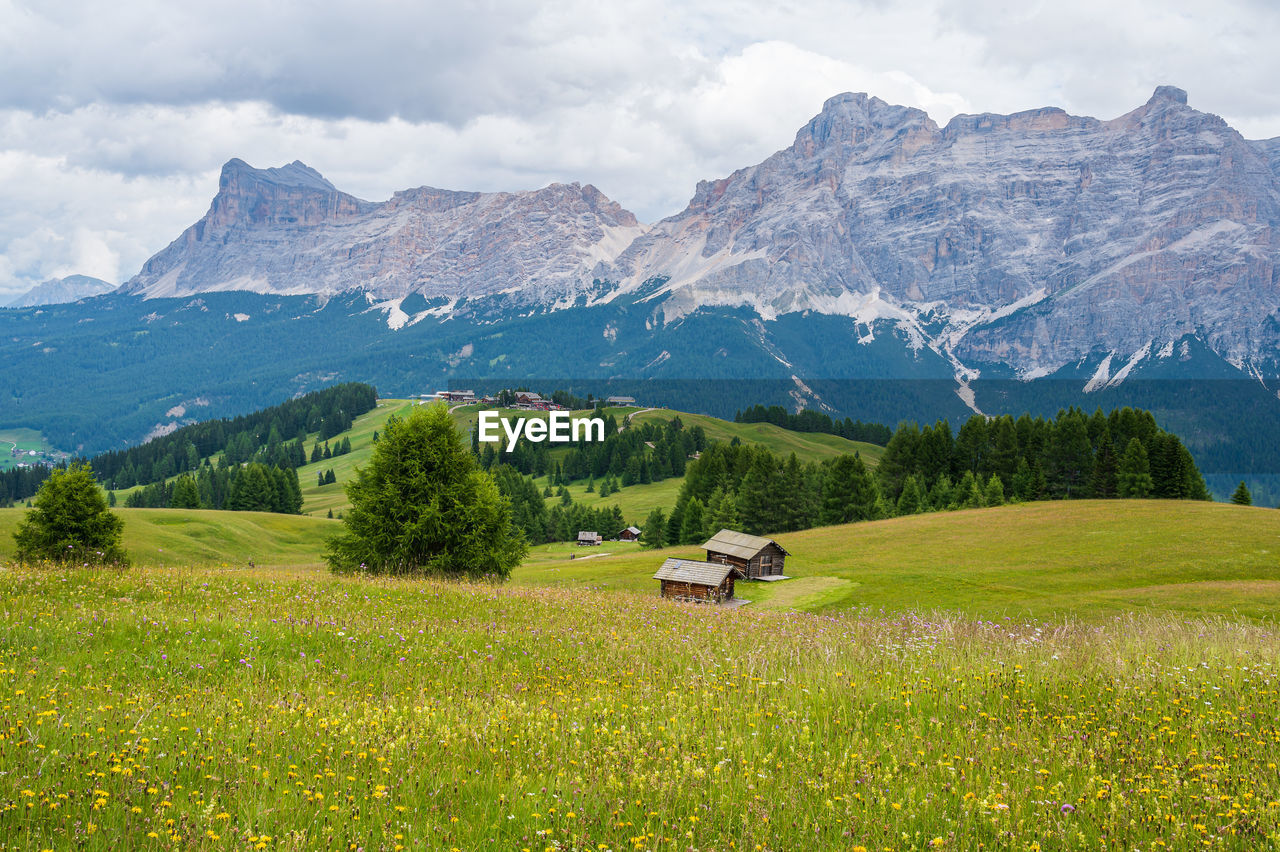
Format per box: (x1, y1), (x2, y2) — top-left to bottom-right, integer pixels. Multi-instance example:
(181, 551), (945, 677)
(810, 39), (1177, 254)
(207, 158), (371, 232)
(795, 92), (936, 152)
(1149, 85), (1189, 106)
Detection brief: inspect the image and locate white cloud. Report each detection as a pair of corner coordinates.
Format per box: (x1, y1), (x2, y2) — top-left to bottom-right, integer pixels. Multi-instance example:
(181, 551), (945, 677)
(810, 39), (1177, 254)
(1, 0), (1279, 298)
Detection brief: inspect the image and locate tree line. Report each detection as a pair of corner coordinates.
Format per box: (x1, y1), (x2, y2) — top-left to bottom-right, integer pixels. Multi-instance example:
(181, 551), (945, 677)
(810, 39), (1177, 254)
(120, 462), (304, 514)
(0, 465), (51, 507)
(734, 404), (893, 445)
(489, 465), (629, 544)
(90, 383), (377, 489)
(475, 413), (707, 489)
(639, 406), (1209, 547)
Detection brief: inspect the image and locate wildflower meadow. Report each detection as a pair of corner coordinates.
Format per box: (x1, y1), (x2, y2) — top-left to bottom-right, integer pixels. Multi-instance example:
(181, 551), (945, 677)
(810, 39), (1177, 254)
(3, 564), (1280, 850)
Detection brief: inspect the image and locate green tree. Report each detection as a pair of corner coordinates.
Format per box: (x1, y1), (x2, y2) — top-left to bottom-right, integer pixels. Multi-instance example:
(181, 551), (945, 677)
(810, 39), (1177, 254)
(737, 453), (778, 535)
(1231, 481), (1253, 506)
(679, 498), (706, 545)
(1117, 438), (1154, 498)
(325, 404), (527, 578)
(640, 508), (666, 549)
(895, 474), (924, 515)
(983, 474), (1005, 507)
(13, 463), (127, 565)
(707, 492), (740, 537)
(819, 454), (878, 525)
(170, 475), (202, 509)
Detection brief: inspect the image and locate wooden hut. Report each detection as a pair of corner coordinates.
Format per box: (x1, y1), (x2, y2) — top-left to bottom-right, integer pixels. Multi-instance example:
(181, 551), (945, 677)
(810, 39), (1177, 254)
(702, 529), (789, 579)
(618, 526), (641, 542)
(577, 531), (602, 546)
(654, 558), (744, 603)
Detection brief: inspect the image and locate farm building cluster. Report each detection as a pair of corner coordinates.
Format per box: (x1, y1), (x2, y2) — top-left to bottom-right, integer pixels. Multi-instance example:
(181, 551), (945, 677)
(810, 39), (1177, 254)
(421, 390), (639, 411)
(654, 529), (789, 604)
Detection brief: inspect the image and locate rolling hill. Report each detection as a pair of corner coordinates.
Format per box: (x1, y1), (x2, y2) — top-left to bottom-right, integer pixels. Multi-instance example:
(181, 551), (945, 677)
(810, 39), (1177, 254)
(512, 500), (1280, 621)
(0, 507), (332, 567)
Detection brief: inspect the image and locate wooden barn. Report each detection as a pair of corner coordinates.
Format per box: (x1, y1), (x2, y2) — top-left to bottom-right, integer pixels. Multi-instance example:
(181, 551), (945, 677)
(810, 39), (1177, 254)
(654, 558), (744, 603)
(702, 529), (789, 579)
(577, 531), (603, 546)
(618, 526), (641, 542)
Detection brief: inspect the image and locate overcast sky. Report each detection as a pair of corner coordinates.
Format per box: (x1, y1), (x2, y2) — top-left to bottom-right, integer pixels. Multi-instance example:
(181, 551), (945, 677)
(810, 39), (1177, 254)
(1, 0), (1277, 298)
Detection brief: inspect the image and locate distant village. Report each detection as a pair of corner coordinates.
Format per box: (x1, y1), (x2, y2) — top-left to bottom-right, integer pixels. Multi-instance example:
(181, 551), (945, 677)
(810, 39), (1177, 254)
(5, 445), (68, 470)
(418, 389), (637, 411)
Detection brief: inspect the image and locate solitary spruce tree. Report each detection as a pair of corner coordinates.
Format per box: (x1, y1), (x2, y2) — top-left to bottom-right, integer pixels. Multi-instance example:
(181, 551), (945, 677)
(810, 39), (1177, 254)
(325, 403), (527, 578)
(13, 462), (127, 566)
(1231, 481), (1253, 506)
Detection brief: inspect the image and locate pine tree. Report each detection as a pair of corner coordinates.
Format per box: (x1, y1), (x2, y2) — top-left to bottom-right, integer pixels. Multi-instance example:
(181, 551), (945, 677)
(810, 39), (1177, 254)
(957, 470), (984, 509)
(640, 509), (666, 549)
(737, 454), (778, 535)
(1117, 438), (1154, 498)
(679, 498), (705, 545)
(895, 474), (924, 515)
(13, 463), (127, 565)
(876, 423), (920, 500)
(1089, 436), (1119, 498)
(707, 492), (740, 537)
(170, 475), (201, 509)
(325, 402), (526, 577)
(1231, 481), (1253, 506)
(983, 474), (1005, 507)
(1045, 412), (1093, 498)
(820, 454), (879, 525)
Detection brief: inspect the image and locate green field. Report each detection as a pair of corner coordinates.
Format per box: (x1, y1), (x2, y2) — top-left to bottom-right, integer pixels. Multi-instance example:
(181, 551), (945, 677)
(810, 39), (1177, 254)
(512, 500), (1280, 621)
(3, 556), (1280, 850)
(6, 500), (1280, 622)
(297, 399), (419, 516)
(0, 507), (333, 568)
(631, 408), (885, 465)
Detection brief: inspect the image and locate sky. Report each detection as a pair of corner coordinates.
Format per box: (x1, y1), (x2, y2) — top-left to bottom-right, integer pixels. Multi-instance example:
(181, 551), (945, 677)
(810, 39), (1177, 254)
(1, 0), (1278, 299)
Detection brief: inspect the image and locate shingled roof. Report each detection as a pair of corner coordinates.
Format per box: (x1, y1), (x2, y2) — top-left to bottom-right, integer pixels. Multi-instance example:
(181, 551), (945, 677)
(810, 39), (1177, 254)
(653, 558), (744, 586)
(702, 529), (789, 560)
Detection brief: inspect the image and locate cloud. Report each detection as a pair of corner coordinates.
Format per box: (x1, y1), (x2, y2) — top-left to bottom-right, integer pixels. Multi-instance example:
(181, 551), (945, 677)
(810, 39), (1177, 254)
(1, 0), (1279, 298)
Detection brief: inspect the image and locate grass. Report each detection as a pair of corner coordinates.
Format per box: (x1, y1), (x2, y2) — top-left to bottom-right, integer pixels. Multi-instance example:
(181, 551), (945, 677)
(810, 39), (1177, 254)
(0, 508), (333, 568)
(298, 399), (419, 516)
(535, 475), (684, 524)
(630, 409), (885, 465)
(2, 562), (1280, 850)
(509, 500), (1280, 622)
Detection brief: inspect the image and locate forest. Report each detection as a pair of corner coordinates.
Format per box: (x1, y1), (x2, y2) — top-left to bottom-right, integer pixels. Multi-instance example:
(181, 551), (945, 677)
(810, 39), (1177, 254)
(639, 405), (1209, 548)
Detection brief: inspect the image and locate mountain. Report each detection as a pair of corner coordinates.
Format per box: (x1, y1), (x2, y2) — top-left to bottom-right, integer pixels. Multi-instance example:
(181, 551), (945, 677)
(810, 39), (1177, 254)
(6, 86), (1280, 493)
(6, 274), (115, 307)
(609, 86), (1280, 386)
(117, 87), (1280, 388)
(122, 158), (645, 316)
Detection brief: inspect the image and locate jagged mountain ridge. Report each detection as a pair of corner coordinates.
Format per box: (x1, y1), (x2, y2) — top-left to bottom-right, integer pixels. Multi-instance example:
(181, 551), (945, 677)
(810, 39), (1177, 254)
(608, 85), (1280, 385)
(119, 86), (1280, 387)
(123, 158), (646, 314)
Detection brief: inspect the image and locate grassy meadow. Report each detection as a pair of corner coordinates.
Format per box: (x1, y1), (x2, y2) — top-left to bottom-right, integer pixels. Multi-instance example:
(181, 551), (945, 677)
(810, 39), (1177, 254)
(3, 562), (1280, 850)
(0, 508), (332, 568)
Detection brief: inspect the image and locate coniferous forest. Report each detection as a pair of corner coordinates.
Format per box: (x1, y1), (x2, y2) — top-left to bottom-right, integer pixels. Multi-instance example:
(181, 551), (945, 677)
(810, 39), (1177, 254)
(650, 405), (1208, 546)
